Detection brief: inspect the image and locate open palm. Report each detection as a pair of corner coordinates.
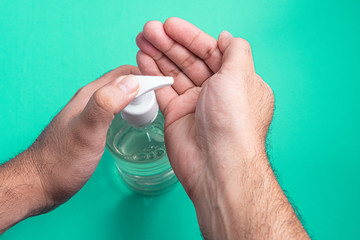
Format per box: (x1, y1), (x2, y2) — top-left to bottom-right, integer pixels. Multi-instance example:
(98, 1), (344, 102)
(136, 18), (227, 195)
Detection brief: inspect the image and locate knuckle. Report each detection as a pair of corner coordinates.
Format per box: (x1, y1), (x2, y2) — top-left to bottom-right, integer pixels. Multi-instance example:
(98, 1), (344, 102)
(92, 88), (114, 113)
(262, 82), (275, 104)
(255, 74), (263, 82)
(75, 87), (84, 96)
(154, 52), (166, 61)
(70, 123), (91, 148)
(167, 68), (181, 78)
(180, 54), (197, 69)
(71, 86), (86, 101)
(164, 41), (175, 54)
(202, 44), (217, 60)
(232, 38), (251, 51)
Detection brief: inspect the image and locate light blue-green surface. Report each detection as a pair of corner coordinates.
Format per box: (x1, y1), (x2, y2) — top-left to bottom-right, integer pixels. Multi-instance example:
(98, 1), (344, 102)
(1, 0), (360, 239)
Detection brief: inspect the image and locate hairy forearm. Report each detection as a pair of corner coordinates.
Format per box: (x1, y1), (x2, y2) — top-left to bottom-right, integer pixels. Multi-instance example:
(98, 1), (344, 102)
(0, 150), (46, 233)
(192, 152), (309, 240)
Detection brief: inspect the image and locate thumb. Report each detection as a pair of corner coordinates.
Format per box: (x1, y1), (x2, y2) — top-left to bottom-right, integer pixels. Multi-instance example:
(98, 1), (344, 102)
(218, 31), (255, 74)
(77, 75), (139, 132)
(218, 30), (233, 54)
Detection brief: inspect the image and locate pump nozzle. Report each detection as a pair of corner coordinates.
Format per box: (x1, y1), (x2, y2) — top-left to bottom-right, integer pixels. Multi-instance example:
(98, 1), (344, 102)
(135, 75), (173, 97)
(121, 75), (174, 127)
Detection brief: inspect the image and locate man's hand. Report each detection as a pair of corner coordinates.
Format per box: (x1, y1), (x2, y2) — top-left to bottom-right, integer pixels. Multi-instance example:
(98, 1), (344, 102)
(136, 17), (309, 239)
(0, 65), (140, 233)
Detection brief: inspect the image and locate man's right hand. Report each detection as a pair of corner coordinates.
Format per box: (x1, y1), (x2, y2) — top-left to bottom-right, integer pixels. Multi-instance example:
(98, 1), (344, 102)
(136, 17), (309, 239)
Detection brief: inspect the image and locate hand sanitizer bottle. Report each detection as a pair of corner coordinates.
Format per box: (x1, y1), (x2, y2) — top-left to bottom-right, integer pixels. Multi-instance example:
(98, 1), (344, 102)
(106, 76), (178, 195)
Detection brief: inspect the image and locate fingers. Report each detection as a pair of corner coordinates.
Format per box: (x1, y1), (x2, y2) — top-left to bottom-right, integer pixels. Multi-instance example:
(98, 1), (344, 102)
(164, 17), (222, 73)
(86, 65), (141, 94)
(76, 75), (139, 134)
(141, 20), (213, 86)
(136, 32), (195, 94)
(218, 32), (255, 75)
(68, 65), (141, 113)
(136, 50), (178, 113)
(135, 32), (163, 58)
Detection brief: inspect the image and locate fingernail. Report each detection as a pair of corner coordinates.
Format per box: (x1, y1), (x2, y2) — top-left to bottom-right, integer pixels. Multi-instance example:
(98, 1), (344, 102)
(118, 75), (139, 95)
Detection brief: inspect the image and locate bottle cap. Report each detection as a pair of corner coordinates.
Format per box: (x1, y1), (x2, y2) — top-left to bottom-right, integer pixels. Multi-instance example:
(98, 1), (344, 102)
(121, 75), (174, 127)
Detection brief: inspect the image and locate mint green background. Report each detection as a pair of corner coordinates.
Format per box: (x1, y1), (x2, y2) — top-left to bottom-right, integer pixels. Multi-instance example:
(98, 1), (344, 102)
(1, 0), (359, 239)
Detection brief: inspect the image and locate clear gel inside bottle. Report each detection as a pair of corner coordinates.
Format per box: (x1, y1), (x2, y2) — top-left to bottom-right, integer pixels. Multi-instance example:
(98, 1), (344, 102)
(106, 111), (178, 195)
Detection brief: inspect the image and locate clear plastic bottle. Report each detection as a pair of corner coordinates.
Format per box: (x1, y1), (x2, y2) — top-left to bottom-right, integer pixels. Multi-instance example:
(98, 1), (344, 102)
(105, 76), (178, 195)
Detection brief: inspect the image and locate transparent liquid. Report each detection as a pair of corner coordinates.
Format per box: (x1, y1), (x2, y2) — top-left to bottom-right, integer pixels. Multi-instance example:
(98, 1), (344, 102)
(106, 111), (178, 195)
(114, 122), (166, 163)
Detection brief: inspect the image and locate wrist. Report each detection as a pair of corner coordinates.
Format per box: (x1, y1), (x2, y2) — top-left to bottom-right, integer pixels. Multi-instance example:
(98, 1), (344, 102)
(191, 149), (308, 239)
(25, 147), (55, 213)
(0, 149), (49, 232)
(190, 150), (272, 239)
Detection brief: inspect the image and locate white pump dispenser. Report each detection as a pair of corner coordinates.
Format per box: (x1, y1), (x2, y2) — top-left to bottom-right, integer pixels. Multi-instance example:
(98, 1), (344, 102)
(121, 75), (174, 127)
(106, 75), (178, 195)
